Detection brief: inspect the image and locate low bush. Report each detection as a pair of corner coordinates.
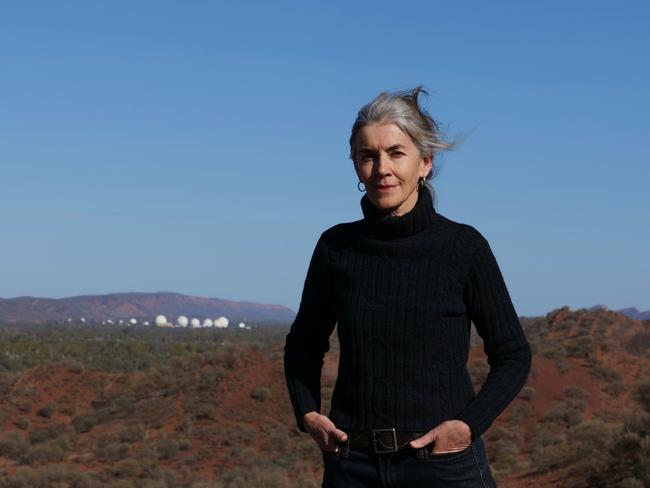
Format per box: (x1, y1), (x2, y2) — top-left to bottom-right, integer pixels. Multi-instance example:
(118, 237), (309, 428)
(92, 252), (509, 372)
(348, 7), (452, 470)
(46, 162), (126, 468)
(0, 430), (28, 459)
(518, 386), (535, 400)
(250, 386), (271, 401)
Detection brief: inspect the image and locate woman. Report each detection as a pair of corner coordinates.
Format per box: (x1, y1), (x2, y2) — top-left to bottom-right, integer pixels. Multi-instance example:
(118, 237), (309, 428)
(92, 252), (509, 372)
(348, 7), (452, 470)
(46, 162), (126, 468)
(284, 87), (532, 487)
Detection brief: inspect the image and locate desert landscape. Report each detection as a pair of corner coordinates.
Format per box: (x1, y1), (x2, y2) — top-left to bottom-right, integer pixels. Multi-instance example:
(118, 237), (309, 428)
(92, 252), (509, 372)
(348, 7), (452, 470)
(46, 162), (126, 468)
(0, 304), (648, 487)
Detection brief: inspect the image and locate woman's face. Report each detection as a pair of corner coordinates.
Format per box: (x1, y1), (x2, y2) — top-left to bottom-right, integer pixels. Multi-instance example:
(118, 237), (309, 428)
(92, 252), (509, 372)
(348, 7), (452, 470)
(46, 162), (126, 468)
(354, 122), (432, 216)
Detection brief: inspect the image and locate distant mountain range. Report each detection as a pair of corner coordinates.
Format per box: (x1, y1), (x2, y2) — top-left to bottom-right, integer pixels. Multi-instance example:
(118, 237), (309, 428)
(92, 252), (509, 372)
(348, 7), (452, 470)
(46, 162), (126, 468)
(0, 292), (647, 326)
(0, 291), (295, 325)
(588, 304), (650, 320)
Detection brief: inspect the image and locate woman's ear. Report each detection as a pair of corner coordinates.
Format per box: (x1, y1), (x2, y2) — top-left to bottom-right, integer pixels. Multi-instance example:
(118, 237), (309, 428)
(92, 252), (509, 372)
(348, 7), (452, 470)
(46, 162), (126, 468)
(352, 159), (361, 180)
(422, 154), (433, 178)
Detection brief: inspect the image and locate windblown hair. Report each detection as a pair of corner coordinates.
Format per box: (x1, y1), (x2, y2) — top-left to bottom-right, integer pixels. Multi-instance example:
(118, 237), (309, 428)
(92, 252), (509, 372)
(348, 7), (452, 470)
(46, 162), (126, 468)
(349, 86), (458, 200)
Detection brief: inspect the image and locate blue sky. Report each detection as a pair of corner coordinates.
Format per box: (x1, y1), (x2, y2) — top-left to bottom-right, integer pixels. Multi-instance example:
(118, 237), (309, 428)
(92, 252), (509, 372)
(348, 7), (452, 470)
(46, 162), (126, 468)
(1, 1), (648, 317)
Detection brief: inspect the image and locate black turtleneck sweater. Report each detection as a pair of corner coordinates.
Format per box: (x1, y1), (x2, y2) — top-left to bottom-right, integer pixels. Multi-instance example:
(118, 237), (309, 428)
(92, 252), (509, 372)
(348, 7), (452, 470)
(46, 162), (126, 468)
(283, 186), (532, 441)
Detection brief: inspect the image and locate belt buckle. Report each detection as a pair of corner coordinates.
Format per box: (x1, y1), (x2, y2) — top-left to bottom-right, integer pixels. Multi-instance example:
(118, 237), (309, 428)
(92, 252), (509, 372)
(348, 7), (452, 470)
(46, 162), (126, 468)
(372, 428), (398, 453)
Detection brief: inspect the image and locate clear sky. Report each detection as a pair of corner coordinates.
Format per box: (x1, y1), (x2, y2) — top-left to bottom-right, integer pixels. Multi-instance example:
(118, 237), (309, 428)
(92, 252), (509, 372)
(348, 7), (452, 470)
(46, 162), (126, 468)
(1, 1), (648, 317)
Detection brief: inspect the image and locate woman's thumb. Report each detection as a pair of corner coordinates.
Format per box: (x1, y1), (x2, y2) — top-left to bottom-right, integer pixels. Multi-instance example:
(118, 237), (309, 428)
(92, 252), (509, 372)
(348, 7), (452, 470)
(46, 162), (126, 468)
(332, 427), (348, 442)
(409, 431), (435, 448)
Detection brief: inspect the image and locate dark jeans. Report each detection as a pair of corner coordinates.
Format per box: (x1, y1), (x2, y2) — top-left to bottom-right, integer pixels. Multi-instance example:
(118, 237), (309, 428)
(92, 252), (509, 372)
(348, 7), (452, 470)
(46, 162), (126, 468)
(321, 434), (497, 488)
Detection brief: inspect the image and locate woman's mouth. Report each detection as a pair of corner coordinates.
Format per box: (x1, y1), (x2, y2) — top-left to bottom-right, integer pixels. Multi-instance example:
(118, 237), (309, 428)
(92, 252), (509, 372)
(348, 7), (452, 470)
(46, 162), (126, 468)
(376, 185), (397, 192)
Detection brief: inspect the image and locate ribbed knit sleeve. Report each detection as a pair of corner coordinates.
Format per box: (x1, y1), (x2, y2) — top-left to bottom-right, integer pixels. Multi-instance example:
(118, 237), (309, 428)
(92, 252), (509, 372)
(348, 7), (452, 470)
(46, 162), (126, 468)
(283, 233), (338, 432)
(456, 231), (532, 441)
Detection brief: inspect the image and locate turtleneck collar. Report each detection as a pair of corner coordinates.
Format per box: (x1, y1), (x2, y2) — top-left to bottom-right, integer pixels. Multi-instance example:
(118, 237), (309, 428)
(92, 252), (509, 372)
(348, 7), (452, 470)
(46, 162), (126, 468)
(360, 185), (438, 240)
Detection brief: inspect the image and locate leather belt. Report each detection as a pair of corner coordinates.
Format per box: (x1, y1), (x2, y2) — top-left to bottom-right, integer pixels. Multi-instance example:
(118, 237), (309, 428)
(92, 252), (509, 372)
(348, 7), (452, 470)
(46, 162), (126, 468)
(345, 428), (424, 454)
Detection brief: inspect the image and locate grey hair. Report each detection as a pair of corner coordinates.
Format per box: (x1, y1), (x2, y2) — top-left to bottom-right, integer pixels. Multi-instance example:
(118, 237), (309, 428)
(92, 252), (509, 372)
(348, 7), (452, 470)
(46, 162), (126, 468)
(348, 86), (458, 202)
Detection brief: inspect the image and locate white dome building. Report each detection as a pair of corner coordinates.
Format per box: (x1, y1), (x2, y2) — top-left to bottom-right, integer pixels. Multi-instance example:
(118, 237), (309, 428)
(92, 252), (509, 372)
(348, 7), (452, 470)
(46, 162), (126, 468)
(190, 318), (201, 328)
(215, 316), (229, 328)
(203, 318), (213, 327)
(176, 315), (189, 328)
(155, 315), (168, 327)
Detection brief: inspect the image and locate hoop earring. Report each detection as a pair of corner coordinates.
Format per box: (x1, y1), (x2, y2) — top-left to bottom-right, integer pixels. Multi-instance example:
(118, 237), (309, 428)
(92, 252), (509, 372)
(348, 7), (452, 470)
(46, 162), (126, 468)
(357, 181), (366, 192)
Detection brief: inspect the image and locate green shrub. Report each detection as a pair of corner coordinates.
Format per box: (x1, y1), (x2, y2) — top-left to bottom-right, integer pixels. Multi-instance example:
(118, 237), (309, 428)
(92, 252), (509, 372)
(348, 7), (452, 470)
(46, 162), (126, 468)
(267, 432), (290, 452)
(72, 414), (97, 433)
(508, 403), (534, 423)
(566, 336), (594, 358)
(14, 416), (30, 430)
(468, 359), (488, 386)
(36, 404), (54, 418)
(563, 386), (589, 400)
(518, 386), (535, 400)
(0, 430), (28, 459)
(192, 402), (216, 420)
(0, 372), (16, 396)
(113, 458), (142, 478)
(23, 442), (66, 464)
(632, 377), (650, 413)
(490, 438), (520, 472)
(178, 437), (192, 451)
(592, 363), (622, 382)
(541, 401), (584, 428)
(250, 387), (271, 401)
(119, 424), (145, 443)
(95, 442), (129, 463)
(17, 400), (33, 414)
(602, 379), (626, 398)
(529, 429), (569, 472)
(156, 437), (179, 460)
(540, 342), (566, 361)
(28, 424), (66, 445)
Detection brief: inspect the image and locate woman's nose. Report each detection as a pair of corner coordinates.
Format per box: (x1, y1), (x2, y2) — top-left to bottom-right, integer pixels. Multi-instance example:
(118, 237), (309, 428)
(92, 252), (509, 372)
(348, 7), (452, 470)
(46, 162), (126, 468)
(375, 152), (392, 175)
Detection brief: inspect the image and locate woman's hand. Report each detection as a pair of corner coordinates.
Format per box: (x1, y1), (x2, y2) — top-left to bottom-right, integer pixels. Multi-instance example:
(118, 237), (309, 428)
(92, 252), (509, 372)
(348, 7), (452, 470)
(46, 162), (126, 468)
(408, 420), (471, 454)
(302, 411), (349, 452)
